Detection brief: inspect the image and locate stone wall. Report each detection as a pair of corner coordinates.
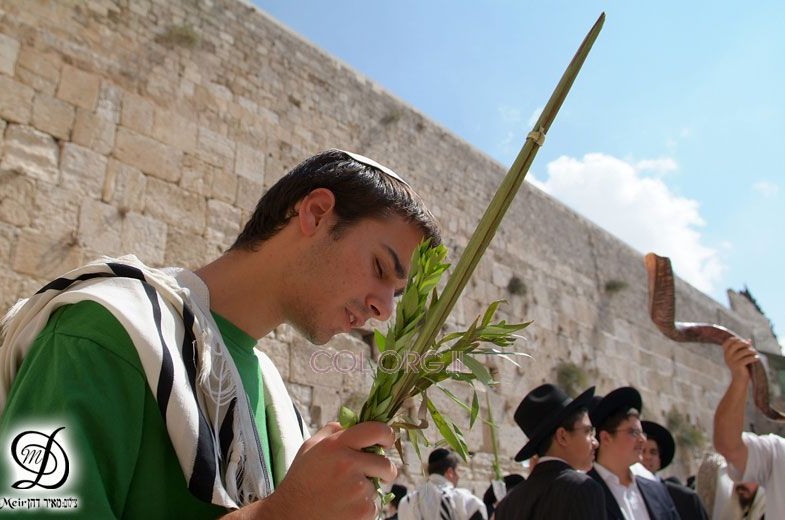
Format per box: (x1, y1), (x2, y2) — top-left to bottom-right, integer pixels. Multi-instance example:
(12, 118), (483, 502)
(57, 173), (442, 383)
(0, 0), (780, 496)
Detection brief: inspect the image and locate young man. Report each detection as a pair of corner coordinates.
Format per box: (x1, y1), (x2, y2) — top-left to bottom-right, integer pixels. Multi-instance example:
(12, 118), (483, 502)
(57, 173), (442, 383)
(494, 383), (606, 520)
(588, 387), (679, 519)
(714, 336), (785, 519)
(0, 149), (441, 519)
(641, 420), (709, 519)
(397, 448), (487, 520)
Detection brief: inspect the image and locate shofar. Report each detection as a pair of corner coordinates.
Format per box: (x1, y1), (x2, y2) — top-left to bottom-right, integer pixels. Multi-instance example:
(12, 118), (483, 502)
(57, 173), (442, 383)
(644, 252), (785, 422)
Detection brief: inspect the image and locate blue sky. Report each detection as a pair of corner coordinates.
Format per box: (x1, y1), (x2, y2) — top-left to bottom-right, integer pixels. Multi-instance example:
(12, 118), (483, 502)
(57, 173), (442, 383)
(253, 1), (784, 348)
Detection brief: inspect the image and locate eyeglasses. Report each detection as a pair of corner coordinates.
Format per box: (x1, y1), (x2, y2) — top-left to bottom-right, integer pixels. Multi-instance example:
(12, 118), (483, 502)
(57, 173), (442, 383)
(610, 427), (646, 439)
(566, 425), (596, 437)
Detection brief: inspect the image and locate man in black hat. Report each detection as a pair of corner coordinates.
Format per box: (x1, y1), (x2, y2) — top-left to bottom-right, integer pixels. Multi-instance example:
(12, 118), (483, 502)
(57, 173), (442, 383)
(641, 421), (709, 520)
(398, 448), (487, 520)
(587, 387), (679, 519)
(494, 383), (606, 519)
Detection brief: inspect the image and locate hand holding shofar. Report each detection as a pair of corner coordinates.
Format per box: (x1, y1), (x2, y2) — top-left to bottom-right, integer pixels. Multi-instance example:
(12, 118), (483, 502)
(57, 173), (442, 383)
(644, 252), (785, 421)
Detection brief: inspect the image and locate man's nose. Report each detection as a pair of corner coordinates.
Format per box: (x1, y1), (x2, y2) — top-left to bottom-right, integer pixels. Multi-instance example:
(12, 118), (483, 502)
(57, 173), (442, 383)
(367, 288), (394, 321)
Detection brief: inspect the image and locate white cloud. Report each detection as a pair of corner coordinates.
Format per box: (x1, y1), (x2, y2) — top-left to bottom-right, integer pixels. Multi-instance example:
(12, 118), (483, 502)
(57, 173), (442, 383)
(536, 153), (725, 294)
(634, 158), (678, 175)
(752, 180), (780, 198)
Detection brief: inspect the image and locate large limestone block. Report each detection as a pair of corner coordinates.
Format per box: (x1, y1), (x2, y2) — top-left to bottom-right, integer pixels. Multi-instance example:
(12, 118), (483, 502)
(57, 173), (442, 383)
(12, 231), (83, 279)
(121, 212), (166, 265)
(72, 108), (116, 154)
(0, 32), (19, 76)
(0, 124), (59, 184)
(121, 93), (154, 135)
(152, 108), (197, 151)
(77, 199), (122, 253)
(15, 47), (61, 96)
(196, 126), (235, 169)
(144, 177), (206, 235)
(60, 143), (107, 198)
(114, 127), (182, 182)
(0, 171), (35, 227)
(56, 65), (100, 111)
(31, 94), (75, 141)
(206, 198), (241, 243)
(102, 159), (146, 213)
(234, 142), (265, 183)
(0, 75), (34, 124)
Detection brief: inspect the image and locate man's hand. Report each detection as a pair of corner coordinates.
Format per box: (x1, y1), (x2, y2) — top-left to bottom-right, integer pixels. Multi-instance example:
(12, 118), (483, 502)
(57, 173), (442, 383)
(228, 421), (397, 519)
(714, 336), (755, 475)
(722, 337), (758, 385)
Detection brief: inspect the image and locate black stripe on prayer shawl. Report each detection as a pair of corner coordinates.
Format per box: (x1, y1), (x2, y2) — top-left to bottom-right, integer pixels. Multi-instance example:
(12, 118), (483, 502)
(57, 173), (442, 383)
(218, 398), (237, 468)
(440, 490), (455, 520)
(35, 271), (114, 294)
(293, 403), (304, 436)
(105, 264), (176, 419)
(181, 305), (220, 502)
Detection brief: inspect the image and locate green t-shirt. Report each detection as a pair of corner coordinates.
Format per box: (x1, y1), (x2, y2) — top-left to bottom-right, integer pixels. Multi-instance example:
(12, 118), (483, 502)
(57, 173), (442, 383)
(0, 300), (271, 518)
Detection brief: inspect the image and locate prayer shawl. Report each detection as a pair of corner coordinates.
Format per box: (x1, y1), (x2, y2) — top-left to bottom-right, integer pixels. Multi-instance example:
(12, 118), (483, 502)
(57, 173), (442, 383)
(0, 255), (308, 509)
(398, 474), (487, 520)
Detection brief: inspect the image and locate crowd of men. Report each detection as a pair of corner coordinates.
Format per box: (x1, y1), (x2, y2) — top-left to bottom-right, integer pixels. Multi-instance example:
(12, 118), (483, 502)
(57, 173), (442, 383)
(0, 149), (780, 519)
(385, 336), (777, 520)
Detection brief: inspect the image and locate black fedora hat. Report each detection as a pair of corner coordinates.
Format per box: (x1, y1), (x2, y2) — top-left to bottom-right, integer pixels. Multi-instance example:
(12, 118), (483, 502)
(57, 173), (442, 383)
(589, 386), (642, 430)
(513, 383), (595, 461)
(642, 420), (675, 470)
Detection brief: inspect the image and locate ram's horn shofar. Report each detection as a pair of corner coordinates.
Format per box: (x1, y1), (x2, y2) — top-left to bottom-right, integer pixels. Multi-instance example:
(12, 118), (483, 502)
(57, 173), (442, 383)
(644, 252), (785, 421)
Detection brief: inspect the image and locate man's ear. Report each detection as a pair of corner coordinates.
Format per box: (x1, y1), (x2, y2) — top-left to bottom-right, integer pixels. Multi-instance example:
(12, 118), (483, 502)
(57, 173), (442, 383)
(297, 188), (336, 236)
(554, 427), (568, 447)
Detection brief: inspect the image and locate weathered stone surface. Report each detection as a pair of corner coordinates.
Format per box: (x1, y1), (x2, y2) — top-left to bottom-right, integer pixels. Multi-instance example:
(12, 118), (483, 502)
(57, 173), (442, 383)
(197, 126), (234, 168)
(152, 108), (197, 151)
(12, 231), (83, 279)
(31, 94), (75, 141)
(114, 127), (182, 182)
(60, 143), (107, 198)
(0, 75), (34, 124)
(15, 47), (61, 96)
(56, 65), (100, 111)
(235, 176), (263, 212)
(121, 211), (166, 265)
(121, 93), (154, 135)
(0, 124), (59, 184)
(145, 178), (206, 235)
(0, 221), (17, 264)
(77, 199), (122, 252)
(0, 171), (35, 226)
(102, 159), (146, 213)
(206, 198), (241, 243)
(164, 228), (222, 270)
(0, 32), (19, 76)
(72, 108), (116, 154)
(234, 142), (265, 183)
(29, 185), (80, 240)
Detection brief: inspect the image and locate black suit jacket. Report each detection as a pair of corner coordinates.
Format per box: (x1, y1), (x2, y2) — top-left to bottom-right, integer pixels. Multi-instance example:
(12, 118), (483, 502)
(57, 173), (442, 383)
(587, 467), (680, 520)
(495, 460), (606, 520)
(664, 480), (708, 520)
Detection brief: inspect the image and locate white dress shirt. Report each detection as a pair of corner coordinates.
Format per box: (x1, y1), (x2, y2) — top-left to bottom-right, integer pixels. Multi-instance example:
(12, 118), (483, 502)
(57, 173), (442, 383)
(594, 462), (652, 520)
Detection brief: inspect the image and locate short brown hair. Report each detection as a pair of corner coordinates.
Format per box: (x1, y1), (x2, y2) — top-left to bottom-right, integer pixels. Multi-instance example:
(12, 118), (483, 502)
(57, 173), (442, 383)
(231, 149), (441, 250)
